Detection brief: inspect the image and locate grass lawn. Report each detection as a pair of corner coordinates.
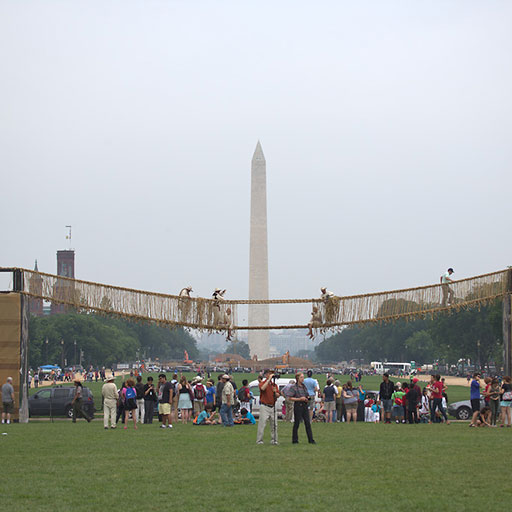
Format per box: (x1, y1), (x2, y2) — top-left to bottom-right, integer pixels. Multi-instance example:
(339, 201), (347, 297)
(2, 419), (511, 511)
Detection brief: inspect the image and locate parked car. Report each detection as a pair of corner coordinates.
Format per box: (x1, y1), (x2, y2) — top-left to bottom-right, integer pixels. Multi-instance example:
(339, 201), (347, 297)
(447, 397), (486, 420)
(29, 386), (95, 418)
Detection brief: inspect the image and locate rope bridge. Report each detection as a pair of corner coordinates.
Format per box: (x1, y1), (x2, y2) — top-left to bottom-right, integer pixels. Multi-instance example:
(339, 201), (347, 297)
(5, 267), (511, 336)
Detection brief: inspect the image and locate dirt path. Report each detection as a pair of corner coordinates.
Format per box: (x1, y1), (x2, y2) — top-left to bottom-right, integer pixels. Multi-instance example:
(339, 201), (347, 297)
(415, 375), (470, 387)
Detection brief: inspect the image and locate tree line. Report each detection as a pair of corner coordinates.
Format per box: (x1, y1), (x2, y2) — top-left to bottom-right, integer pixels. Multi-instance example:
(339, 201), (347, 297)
(315, 300), (503, 368)
(29, 312), (199, 368)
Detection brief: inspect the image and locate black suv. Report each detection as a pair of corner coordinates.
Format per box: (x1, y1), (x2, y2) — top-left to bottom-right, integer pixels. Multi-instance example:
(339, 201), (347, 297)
(29, 386), (95, 418)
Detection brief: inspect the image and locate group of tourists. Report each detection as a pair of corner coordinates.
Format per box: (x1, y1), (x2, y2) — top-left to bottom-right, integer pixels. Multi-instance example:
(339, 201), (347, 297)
(99, 372), (249, 429)
(469, 373), (512, 427)
(378, 373), (449, 424)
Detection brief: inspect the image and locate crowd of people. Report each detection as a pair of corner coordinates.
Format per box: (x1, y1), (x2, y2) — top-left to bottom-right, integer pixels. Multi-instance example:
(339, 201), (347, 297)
(7, 366), (511, 435)
(469, 373), (512, 427)
(94, 369), (512, 431)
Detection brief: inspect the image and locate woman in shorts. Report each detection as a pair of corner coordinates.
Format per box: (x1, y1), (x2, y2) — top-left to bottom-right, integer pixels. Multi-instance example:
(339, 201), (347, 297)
(177, 375), (193, 423)
(322, 378), (336, 423)
(342, 381), (359, 422)
(500, 376), (512, 427)
(123, 378), (138, 430)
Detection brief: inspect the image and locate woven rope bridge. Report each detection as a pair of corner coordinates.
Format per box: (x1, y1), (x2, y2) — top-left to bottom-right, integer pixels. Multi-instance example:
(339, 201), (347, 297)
(6, 267), (511, 336)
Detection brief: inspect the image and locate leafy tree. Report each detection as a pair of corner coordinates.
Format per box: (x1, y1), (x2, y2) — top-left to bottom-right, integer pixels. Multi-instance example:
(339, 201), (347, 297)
(315, 299), (504, 368)
(28, 312), (198, 368)
(225, 341), (250, 359)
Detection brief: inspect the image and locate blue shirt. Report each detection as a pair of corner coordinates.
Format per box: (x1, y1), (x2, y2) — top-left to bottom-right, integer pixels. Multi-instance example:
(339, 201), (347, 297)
(242, 411), (256, 424)
(470, 380), (481, 400)
(196, 411), (209, 424)
(304, 377), (318, 397)
(206, 387), (215, 403)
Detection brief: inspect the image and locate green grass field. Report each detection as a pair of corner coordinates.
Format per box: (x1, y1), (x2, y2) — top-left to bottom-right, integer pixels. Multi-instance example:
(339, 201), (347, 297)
(2, 419), (511, 512)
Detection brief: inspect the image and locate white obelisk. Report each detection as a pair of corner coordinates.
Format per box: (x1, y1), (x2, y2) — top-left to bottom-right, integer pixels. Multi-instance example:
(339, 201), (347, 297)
(248, 141), (270, 359)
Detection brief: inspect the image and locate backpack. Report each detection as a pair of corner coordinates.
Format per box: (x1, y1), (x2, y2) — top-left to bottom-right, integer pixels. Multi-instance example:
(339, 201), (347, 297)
(194, 384), (206, 400)
(125, 387), (136, 400)
(394, 395), (403, 406)
(239, 386), (250, 402)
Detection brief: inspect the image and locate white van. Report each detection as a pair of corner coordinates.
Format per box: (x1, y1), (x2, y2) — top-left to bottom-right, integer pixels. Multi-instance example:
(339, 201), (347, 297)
(248, 378), (295, 418)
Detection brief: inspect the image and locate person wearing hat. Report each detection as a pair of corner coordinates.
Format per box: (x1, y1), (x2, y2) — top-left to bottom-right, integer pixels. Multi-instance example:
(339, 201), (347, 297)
(212, 289), (227, 328)
(179, 286), (193, 298)
(212, 288), (226, 301)
(391, 383), (406, 424)
(178, 286), (193, 323)
(72, 378), (92, 423)
(440, 268), (455, 306)
(192, 377), (207, 416)
(102, 376), (118, 429)
(320, 287), (334, 300)
(220, 374), (234, 426)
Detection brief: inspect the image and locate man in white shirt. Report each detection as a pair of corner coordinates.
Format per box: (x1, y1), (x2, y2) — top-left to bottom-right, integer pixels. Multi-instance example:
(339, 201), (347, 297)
(440, 268), (455, 306)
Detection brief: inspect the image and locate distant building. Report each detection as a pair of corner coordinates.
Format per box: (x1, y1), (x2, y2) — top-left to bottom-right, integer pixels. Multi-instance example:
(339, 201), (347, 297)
(28, 260), (44, 317)
(50, 249), (75, 315)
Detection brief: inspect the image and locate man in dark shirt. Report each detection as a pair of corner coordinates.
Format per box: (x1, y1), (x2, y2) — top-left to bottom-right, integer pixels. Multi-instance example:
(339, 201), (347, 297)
(215, 375), (224, 412)
(135, 375), (145, 424)
(406, 385), (419, 424)
(143, 376), (157, 424)
(290, 372), (315, 444)
(379, 373), (394, 424)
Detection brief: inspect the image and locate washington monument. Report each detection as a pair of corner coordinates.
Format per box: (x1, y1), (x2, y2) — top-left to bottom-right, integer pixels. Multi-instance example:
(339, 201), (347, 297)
(248, 141), (270, 359)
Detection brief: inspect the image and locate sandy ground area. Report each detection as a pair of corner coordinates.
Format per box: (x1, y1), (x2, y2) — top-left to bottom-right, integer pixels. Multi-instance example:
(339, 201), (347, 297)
(32, 371), (129, 388)
(414, 375), (470, 386)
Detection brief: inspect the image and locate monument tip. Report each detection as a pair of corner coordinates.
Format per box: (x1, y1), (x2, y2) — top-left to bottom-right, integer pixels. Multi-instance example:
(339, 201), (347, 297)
(252, 140), (265, 162)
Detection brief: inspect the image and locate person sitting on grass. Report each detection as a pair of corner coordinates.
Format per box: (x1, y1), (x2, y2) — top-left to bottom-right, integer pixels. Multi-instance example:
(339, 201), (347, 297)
(476, 406), (492, 427)
(313, 401), (327, 422)
(194, 404), (220, 425)
(235, 408), (256, 425)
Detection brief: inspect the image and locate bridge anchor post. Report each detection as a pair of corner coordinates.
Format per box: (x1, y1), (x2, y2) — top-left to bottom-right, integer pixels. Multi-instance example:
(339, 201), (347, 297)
(504, 268), (512, 376)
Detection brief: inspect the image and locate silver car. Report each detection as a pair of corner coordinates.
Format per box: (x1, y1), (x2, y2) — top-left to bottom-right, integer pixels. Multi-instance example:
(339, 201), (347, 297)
(447, 397), (485, 420)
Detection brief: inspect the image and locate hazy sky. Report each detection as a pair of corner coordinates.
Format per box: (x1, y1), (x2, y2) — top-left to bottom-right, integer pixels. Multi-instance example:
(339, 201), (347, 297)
(2, 1), (511, 326)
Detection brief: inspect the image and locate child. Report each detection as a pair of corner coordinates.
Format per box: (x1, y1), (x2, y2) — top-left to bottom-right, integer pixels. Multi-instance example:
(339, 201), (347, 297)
(235, 407), (256, 425)
(364, 395), (375, 422)
(371, 400), (381, 423)
(194, 403), (219, 425)
(419, 388), (430, 423)
(313, 401), (327, 422)
(391, 383), (406, 424)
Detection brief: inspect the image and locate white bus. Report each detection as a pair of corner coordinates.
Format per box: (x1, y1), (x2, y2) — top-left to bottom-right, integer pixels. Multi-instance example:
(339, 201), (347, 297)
(370, 361), (412, 375)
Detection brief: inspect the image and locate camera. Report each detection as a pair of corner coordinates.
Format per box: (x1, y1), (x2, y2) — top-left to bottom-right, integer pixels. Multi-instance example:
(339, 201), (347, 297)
(272, 371), (281, 380)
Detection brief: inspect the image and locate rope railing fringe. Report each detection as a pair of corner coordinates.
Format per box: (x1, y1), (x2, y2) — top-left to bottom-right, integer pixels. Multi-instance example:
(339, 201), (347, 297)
(8, 267), (510, 337)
